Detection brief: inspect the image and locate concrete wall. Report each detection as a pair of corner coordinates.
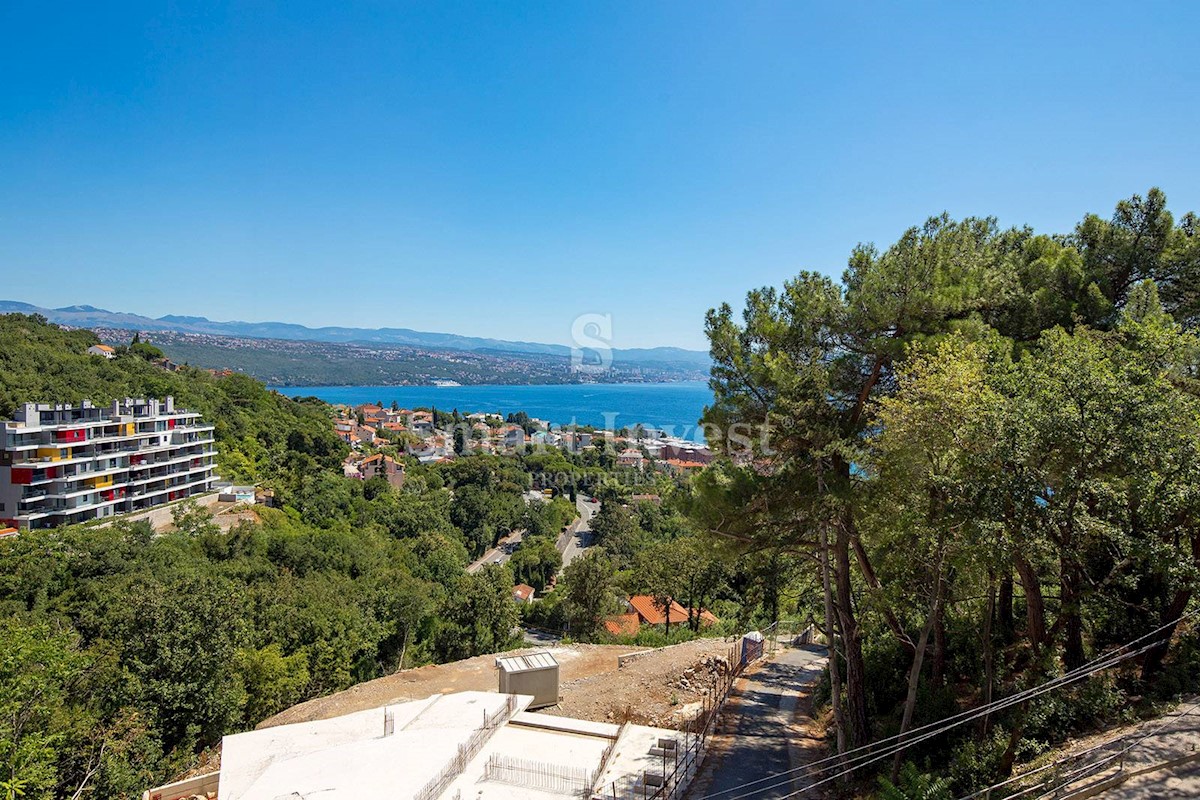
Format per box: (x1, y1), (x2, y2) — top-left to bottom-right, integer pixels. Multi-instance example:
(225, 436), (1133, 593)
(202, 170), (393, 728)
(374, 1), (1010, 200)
(142, 771), (220, 800)
(105, 491), (219, 532)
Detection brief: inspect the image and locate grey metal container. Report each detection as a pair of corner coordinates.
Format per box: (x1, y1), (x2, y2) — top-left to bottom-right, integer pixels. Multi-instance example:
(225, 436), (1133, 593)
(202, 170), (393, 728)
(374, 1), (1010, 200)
(496, 651), (560, 709)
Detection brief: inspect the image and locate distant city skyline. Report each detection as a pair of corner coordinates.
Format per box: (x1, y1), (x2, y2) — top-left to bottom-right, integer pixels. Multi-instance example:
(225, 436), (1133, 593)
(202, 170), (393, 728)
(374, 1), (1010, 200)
(2, 3), (1198, 349)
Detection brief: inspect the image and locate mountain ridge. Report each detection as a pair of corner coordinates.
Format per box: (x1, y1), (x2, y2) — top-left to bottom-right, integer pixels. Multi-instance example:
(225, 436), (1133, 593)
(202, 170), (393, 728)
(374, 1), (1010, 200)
(0, 300), (711, 367)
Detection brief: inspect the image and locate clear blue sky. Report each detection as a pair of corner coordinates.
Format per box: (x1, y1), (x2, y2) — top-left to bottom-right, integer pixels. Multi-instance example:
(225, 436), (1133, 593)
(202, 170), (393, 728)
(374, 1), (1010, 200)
(2, 2), (1197, 350)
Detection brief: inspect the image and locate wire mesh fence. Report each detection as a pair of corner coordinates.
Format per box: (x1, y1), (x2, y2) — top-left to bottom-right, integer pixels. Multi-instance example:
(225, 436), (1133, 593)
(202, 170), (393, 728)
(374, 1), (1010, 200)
(412, 694), (520, 800)
(483, 753), (598, 796)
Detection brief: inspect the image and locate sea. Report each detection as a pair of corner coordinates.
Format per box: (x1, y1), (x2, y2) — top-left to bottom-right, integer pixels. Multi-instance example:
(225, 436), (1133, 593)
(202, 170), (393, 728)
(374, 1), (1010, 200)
(270, 381), (715, 439)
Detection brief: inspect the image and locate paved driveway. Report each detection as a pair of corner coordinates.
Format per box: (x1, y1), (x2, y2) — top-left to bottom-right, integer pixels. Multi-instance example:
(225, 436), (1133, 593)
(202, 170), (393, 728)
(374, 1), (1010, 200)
(688, 644), (828, 800)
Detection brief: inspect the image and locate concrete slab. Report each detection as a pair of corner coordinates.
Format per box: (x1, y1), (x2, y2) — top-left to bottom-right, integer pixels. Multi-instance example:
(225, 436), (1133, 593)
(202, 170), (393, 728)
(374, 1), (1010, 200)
(596, 724), (689, 794)
(216, 689), (692, 800)
(219, 694), (442, 800)
(512, 711), (620, 739)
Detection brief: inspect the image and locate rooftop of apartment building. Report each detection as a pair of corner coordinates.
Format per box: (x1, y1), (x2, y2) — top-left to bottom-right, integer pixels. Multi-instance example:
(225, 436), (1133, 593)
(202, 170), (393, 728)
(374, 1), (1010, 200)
(4, 396), (198, 429)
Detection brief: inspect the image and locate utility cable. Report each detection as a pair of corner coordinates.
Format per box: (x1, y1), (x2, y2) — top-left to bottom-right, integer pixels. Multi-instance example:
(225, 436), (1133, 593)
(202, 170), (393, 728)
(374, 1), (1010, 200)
(689, 607), (1200, 800)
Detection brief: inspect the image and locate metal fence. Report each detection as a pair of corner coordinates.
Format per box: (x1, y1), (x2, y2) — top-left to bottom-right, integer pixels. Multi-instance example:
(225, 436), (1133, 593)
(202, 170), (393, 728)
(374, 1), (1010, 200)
(483, 753), (598, 796)
(597, 633), (775, 800)
(413, 694), (520, 800)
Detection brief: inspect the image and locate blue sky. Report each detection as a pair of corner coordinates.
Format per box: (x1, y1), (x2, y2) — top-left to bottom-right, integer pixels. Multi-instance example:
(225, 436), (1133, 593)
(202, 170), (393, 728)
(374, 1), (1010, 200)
(2, 2), (1197, 350)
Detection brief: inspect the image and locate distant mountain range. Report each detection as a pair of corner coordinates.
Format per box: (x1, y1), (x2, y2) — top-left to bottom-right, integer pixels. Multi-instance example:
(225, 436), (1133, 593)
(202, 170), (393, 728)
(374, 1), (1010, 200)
(0, 301), (711, 368)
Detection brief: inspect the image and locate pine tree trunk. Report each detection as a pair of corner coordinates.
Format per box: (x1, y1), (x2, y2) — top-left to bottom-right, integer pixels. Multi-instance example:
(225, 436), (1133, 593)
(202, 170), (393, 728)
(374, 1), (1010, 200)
(998, 571), (1014, 643)
(835, 518), (870, 747)
(982, 579), (996, 735)
(821, 521), (847, 759)
(1142, 533), (1200, 680)
(1142, 588), (1191, 680)
(932, 595), (947, 688)
(1060, 561), (1085, 671)
(891, 556), (945, 781)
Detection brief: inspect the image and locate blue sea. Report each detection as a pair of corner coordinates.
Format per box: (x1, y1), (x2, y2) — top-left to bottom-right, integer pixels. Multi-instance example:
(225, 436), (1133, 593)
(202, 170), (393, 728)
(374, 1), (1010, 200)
(270, 382), (715, 438)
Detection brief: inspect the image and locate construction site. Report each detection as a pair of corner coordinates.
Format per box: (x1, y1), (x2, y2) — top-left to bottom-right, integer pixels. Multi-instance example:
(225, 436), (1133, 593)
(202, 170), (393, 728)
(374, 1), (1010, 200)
(144, 628), (819, 800)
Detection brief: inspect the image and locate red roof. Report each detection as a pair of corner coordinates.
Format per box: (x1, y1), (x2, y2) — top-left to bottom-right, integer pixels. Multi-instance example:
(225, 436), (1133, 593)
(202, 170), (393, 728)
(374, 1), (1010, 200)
(512, 584), (535, 601)
(604, 613), (642, 637)
(627, 595), (718, 627)
(628, 595), (688, 626)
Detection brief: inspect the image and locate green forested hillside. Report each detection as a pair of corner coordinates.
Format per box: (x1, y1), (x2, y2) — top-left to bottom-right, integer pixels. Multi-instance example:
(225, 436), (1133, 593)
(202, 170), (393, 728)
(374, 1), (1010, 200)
(0, 316), (523, 798)
(0, 313), (344, 487)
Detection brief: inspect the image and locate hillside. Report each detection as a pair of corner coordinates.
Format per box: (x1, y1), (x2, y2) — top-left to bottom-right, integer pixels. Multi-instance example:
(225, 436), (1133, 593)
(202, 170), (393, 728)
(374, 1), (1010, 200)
(87, 327), (706, 386)
(0, 300), (713, 373)
(0, 313), (346, 483)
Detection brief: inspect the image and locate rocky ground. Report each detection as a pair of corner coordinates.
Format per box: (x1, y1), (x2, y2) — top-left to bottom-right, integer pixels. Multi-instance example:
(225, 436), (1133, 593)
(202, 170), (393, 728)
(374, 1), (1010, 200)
(540, 638), (738, 728)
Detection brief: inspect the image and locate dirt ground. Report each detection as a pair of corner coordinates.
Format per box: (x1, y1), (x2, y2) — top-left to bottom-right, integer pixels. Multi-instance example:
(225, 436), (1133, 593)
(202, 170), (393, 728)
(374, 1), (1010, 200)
(540, 638), (738, 728)
(260, 637), (738, 730)
(209, 502), (259, 532)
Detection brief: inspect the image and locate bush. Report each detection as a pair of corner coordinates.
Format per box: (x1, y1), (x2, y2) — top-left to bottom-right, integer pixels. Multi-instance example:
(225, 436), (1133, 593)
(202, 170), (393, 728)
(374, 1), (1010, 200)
(948, 728), (1009, 794)
(1149, 628), (1200, 701)
(877, 761), (952, 800)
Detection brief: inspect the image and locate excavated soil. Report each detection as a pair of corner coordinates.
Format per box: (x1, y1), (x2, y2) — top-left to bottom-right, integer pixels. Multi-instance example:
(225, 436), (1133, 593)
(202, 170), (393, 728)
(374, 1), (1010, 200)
(260, 638), (738, 730)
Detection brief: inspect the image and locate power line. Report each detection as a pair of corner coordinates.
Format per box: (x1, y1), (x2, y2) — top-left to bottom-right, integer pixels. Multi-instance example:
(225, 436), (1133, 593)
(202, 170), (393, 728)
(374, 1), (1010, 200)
(1020, 700), (1200, 800)
(732, 640), (1161, 800)
(690, 607), (1200, 800)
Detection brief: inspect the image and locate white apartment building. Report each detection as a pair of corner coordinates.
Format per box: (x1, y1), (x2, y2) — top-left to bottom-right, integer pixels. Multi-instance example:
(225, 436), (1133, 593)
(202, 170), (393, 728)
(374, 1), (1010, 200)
(0, 396), (217, 530)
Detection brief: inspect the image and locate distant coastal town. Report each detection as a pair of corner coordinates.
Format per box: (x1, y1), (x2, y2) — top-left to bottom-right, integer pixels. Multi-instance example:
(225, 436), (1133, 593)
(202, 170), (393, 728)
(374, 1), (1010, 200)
(334, 401), (714, 476)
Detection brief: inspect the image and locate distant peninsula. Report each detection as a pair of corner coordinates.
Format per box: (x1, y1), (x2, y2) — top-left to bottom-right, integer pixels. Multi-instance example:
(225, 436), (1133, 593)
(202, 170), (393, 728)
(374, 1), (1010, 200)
(0, 301), (710, 386)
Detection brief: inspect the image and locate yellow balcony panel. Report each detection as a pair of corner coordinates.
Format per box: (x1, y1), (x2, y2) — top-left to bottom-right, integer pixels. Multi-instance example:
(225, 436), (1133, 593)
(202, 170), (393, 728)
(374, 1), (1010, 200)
(88, 475), (115, 489)
(36, 447), (61, 461)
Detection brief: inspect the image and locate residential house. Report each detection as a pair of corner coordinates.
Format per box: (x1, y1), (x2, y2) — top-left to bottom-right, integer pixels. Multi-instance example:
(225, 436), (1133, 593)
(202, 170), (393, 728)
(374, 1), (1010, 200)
(626, 595), (718, 630)
(660, 458), (707, 476)
(87, 344), (116, 359)
(512, 583), (535, 604)
(603, 613), (642, 638)
(660, 442), (713, 465)
(359, 453), (405, 490)
(617, 448), (644, 469)
(501, 425), (526, 451)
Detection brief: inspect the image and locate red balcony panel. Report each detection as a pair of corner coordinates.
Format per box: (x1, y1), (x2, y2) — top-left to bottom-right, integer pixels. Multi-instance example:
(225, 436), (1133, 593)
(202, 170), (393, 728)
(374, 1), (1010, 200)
(167, 419), (176, 429)
(10, 468), (33, 485)
(55, 428), (86, 443)
(45, 467), (57, 479)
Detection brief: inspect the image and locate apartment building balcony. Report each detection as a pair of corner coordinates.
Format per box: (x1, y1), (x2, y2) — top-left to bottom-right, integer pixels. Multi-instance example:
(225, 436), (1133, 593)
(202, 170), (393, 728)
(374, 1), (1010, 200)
(129, 451), (214, 474)
(18, 490), (49, 506)
(128, 475), (214, 512)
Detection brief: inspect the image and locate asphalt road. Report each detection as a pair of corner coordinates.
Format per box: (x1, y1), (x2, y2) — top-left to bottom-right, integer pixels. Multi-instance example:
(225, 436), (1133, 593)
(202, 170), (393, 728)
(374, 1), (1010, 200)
(467, 496), (598, 575)
(558, 497), (599, 567)
(688, 644), (828, 800)
(465, 528), (523, 574)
